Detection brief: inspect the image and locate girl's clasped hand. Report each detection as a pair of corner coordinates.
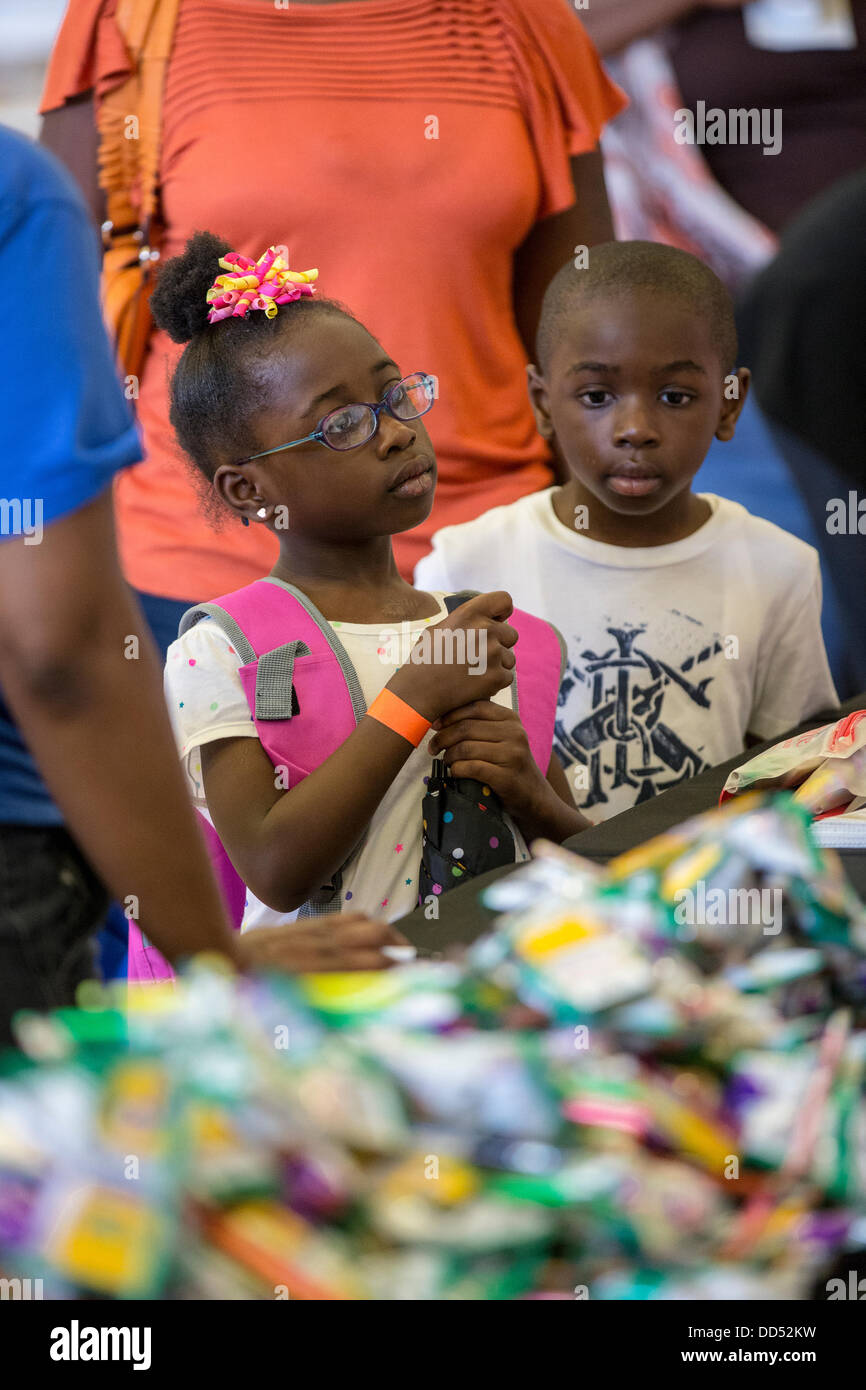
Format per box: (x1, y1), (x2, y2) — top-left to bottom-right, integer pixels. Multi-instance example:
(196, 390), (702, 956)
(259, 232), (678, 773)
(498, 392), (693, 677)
(430, 701), (564, 843)
(387, 589), (518, 720)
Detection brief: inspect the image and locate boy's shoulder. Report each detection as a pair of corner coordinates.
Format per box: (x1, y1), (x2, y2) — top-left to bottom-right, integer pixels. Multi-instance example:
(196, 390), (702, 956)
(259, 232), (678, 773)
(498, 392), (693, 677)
(713, 496), (820, 575)
(429, 488), (554, 557)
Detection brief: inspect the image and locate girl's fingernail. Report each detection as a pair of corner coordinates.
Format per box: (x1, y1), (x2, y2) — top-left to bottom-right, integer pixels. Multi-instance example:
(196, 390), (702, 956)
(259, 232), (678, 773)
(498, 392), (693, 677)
(381, 945), (416, 962)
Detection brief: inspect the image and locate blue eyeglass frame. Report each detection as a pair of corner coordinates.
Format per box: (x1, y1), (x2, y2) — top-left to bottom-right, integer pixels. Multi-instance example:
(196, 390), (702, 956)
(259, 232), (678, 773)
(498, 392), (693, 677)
(235, 371), (436, 465)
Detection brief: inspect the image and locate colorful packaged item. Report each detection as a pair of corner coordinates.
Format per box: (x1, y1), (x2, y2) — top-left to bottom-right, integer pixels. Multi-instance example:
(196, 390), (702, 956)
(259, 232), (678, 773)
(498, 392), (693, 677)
(721, 709), (866, 808)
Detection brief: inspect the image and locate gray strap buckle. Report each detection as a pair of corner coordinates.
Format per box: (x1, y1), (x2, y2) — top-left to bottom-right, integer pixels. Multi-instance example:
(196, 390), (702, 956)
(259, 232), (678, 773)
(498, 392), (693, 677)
(254, 640), (311, 721)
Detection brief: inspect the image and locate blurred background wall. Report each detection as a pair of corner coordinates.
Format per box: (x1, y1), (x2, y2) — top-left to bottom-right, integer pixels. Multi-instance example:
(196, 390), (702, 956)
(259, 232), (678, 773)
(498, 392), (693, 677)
(0, 0), (66, 135)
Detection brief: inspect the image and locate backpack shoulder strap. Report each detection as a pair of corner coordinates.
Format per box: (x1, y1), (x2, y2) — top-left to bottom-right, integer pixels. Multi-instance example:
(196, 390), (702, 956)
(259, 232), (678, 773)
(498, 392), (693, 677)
(180, 577), (365, 729)
(179, 599), (257, 661)
(509, 610), (564, 772)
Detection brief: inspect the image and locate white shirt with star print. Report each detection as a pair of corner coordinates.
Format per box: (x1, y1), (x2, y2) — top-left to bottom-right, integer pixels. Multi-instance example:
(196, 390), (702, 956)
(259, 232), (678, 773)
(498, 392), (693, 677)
(164, 592), (528, 929)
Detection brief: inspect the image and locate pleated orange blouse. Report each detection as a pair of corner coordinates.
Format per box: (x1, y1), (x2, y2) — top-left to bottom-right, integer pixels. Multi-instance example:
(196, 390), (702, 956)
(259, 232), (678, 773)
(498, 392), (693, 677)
(42, 0), (625, 597)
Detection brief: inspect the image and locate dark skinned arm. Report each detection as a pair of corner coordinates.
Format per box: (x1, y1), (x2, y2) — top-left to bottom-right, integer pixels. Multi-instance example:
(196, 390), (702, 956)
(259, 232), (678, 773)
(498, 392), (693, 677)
(512, 149), (614, 483)
(581, 1), (745, 57)
(41, 93), (105, 230)
(201, 720), (419, 913)
(512, 149), (614, 363)
(506, 750), (590, 845)
(0, 491), (238, 966)
(580, 0), (697, 55)
(537, 748), (591, 842)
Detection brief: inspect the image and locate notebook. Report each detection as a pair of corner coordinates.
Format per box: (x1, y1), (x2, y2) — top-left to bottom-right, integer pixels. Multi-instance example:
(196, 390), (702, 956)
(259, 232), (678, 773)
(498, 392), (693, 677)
(811, 809), (866, 849)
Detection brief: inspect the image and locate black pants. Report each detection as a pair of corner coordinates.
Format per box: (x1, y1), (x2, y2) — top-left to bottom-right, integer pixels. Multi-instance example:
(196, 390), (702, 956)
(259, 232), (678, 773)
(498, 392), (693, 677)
(0, 825), (107, 1048)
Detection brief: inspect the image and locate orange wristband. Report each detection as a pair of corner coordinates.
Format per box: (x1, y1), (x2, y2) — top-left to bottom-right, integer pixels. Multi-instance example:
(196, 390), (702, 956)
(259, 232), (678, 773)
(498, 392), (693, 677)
(367, 689), (431, 747)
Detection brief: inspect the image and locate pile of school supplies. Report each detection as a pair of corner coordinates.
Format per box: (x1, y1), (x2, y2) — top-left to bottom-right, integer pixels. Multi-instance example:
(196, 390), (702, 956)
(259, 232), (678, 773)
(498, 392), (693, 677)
(1, 792), (865, 1300)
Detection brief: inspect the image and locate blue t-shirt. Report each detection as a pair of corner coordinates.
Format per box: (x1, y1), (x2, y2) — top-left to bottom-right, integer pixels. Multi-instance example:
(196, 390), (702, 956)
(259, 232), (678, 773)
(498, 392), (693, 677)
(0, 126), (141, 825)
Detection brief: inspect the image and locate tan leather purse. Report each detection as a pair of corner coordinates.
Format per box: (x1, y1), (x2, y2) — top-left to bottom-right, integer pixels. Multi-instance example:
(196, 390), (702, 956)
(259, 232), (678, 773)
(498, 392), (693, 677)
(97, 0), (182, 382)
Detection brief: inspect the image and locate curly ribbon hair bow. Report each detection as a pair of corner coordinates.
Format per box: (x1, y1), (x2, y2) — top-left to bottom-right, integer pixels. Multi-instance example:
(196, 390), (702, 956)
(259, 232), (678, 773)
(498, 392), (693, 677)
(206, 247), (318, 324)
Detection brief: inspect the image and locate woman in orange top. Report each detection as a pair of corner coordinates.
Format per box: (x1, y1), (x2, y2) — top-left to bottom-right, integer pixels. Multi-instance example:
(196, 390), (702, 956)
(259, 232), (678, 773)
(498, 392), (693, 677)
(41, 0), (624, 648)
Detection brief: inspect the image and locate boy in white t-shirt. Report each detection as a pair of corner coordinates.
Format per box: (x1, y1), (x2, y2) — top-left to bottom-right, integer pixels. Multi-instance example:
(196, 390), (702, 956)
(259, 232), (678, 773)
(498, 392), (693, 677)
(416, 241), (837, 822)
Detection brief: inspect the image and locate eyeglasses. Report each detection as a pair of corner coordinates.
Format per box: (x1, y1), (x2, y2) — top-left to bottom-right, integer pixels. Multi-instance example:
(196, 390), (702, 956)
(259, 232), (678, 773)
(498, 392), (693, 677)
(236, 372), (436, 464)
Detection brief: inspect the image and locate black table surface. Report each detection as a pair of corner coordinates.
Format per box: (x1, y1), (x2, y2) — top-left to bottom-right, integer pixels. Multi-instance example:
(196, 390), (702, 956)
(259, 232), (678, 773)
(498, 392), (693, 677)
(397, 692), (866, 953)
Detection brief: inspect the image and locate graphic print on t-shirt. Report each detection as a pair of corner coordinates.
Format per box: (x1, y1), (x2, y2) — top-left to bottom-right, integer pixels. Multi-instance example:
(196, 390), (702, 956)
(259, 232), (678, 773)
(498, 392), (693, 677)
(554, 611), (727, 814)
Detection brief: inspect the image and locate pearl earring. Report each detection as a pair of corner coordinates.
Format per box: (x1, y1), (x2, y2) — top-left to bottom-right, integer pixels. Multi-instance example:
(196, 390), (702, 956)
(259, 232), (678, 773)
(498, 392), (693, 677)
(257, 507), (268, 519)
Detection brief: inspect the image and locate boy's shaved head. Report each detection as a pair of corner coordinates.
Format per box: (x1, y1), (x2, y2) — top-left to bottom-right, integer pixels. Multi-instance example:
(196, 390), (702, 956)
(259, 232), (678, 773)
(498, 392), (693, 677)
(535, 241), (738, 375)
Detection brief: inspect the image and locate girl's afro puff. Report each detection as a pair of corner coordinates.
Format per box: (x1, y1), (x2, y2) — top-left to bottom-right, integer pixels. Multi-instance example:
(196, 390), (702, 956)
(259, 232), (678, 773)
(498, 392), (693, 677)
(150, 229), (231, 343)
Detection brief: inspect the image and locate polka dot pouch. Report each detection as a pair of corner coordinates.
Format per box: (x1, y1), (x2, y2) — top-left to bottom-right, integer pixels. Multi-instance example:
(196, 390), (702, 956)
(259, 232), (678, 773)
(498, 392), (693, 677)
(418, 757), (516, 906)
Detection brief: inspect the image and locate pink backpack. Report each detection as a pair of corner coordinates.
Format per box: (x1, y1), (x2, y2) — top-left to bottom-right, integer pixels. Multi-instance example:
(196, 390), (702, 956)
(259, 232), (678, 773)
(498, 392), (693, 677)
(129, 578), (564, 981)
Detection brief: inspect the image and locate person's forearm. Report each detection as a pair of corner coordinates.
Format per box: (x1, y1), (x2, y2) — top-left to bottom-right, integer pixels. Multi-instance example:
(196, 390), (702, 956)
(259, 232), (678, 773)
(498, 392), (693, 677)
(0, 495), (237, 967)
(229, 715), (420, 912)
(513, 149), (613, 363)
(581, 0), (698, 55)
(3, 610), (237, 966)
(512, 787), (589, 845)
(40, 94), (105, 230)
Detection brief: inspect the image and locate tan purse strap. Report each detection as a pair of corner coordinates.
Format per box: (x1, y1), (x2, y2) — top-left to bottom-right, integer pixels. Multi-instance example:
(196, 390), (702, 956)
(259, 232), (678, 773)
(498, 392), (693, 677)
(98, 0), (182, 242)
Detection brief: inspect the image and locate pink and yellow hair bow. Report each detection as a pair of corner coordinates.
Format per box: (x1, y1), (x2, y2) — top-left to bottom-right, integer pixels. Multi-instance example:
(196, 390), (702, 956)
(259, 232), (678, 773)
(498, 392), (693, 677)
(206, 246), (318, 324)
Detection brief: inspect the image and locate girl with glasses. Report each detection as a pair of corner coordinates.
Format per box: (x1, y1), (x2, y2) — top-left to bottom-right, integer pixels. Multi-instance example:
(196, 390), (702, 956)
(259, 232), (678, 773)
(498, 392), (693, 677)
(154, 232), (586, 937)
